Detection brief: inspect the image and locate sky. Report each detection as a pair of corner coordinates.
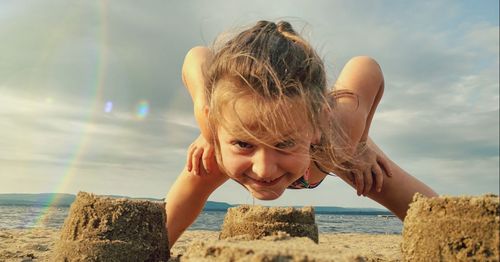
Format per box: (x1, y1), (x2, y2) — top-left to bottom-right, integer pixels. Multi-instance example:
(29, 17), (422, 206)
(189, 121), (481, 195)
(0, 0), (498, 208)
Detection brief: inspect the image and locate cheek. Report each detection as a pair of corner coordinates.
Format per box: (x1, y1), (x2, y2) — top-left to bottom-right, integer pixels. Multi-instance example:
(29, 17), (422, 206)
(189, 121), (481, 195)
(284, 154), (311, 173)
(219, 147), (248, 174)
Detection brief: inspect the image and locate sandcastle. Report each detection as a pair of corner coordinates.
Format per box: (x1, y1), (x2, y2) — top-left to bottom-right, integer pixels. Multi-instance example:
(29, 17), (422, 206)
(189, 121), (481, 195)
(53, 192), (169, 262)
(402, 193), (499, 261)
(219, 205), (319, 243)
(181, 205), (326, 261)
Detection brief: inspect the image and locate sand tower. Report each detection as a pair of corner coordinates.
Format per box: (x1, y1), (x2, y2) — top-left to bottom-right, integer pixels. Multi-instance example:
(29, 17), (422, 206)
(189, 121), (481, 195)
(53, 192), (169, 262)
(219, 205), (319, 243)
(402, 193), (499, 261)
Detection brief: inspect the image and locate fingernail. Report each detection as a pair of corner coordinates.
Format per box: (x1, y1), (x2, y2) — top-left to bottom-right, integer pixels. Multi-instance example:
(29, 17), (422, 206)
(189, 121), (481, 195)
(377, 188), (381, 192)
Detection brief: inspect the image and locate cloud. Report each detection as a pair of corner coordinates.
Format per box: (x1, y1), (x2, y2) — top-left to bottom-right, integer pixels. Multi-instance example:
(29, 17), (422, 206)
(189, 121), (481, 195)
(315, 2), (500, 197)
(0, 89), (196, 195)
(0, 0), (497, 206)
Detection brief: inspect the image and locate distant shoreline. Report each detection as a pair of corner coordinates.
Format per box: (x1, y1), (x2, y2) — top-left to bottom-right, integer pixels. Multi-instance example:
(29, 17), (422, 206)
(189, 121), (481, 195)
(0, 193), (392, 215)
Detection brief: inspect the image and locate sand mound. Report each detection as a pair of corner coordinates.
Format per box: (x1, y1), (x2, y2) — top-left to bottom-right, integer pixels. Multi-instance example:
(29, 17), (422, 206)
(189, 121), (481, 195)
(219, 205), (319, 243)
(53, 192), (169, 262)
(182, 233), (369, 262)
(402, 193), (499, 261)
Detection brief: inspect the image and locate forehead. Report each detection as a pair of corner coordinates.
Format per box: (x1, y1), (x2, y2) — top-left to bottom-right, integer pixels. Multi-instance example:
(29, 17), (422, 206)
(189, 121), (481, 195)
(219, 95), (311, 141)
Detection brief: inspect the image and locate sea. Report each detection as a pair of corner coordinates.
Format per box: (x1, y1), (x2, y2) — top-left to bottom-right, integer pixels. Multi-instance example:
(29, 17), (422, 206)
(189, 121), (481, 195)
(0, 205), (402, 234)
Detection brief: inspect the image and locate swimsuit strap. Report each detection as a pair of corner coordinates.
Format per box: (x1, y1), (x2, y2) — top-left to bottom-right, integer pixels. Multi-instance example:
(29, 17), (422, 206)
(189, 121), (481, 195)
(287, 163), (336, 190)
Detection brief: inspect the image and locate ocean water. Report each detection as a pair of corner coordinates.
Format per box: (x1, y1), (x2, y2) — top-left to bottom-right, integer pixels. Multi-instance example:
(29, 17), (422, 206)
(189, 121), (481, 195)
(0, 206), (402, 234)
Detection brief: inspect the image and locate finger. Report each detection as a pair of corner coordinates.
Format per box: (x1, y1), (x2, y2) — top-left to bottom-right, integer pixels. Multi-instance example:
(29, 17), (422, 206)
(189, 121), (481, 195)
(372, 165), (384, 192)
(202, 147), (214, 174)
(354, 171), (363, 196)
(186, 146), (195, 172)
(363, 170), (373, 196)
(192, 148), (204, 176)
(377, 156), (393, 177)
(345, 170), (355, 184)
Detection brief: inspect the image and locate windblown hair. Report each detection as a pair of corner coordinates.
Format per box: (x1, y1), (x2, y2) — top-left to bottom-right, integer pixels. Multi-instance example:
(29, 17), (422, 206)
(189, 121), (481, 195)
(204, 20), (357, 173)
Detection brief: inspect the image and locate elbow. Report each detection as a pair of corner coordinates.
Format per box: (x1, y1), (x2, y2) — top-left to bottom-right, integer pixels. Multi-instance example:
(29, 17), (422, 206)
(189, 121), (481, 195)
(358, 56), (385, 102)
(184, 46), (210, 63)
(349, 56), (382, 70)
(181, 46), (211, 86)
(349, 56), (384, 86)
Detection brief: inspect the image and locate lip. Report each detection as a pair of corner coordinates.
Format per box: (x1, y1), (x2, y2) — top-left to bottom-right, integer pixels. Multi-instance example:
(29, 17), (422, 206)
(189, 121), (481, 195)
(245, 174), (285, 188)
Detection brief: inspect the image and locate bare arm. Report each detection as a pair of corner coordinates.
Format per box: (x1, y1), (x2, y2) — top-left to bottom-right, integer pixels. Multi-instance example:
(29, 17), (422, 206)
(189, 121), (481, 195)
(332, 57), (437, 219)
(182, 46), (214, 141)
(333, 56), (384, 149)
(166, 167), (228, 248)
(330, 56), (388, 195)
(338, 138), (438, 220)
(166, 47), (228, 248)
(182, 46), (218, 174)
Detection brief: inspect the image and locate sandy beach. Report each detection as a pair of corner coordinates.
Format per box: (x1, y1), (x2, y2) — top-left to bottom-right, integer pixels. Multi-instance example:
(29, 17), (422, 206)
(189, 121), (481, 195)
(1, 194), (496, 261)
(0, 228), (402, 261)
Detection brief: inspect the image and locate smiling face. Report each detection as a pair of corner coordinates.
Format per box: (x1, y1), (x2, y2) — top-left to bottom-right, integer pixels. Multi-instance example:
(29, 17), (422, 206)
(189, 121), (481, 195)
(205, 20), (334, 198)
(215, 95), (316, 200)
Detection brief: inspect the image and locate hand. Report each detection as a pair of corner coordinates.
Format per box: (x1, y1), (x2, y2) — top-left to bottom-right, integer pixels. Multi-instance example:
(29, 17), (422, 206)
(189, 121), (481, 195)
(186, 134), (217, 176)
(345, 142), (393, 196)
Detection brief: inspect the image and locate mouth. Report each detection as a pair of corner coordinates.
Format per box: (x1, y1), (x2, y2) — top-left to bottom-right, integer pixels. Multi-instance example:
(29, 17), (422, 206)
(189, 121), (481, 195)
(244, 174), (285, 188)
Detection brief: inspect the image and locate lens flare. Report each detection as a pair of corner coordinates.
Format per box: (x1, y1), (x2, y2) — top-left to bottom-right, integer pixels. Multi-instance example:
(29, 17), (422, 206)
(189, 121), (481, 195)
(32, 0), (110, 229)
(135, 100), (149, 119)
(104, 101), (113, 113)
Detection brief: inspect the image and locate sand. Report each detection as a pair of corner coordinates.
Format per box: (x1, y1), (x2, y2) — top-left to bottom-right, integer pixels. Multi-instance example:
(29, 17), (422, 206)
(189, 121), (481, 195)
(0, 229), (403, 262)
(219, 205), (319, 243)
(52, 192), (169, 261)
(402, 193), (499, 261)
(180, 232), (402, 261)
(0, 228), (59, 262)
(2, 193), (498, 261)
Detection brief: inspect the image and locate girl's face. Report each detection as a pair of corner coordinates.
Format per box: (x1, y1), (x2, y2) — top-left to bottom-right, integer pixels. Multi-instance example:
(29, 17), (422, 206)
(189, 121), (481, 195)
(216, 96), (315, 200)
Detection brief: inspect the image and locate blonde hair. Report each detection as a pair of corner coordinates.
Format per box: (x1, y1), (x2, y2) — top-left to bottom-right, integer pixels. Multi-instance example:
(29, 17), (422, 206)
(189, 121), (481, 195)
(204, 20), (357, 174)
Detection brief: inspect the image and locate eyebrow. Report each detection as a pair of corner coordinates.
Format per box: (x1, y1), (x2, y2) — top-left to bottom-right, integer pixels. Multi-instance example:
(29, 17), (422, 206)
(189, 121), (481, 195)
(227, 130), (300, 145)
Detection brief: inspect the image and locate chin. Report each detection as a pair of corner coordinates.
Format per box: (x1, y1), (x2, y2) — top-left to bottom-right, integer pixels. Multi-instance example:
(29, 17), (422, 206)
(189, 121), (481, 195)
(250, 188), (284, 200)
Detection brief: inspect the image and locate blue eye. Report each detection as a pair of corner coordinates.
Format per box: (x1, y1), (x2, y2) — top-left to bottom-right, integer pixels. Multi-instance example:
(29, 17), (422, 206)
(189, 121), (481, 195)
(275, 140), (295, 149)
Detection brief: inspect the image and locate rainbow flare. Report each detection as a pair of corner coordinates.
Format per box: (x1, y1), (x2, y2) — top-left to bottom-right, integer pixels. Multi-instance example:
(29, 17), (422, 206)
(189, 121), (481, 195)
(31, 0), (110, 228)
(135, 99), (150, 120)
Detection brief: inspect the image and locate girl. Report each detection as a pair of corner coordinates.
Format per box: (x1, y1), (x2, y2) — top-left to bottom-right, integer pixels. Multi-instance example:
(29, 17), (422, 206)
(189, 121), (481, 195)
(166, 20), (437, 248)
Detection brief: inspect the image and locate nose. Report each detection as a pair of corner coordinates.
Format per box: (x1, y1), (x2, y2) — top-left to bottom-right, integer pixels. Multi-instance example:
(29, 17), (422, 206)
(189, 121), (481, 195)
(251, 147), (279, 180)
